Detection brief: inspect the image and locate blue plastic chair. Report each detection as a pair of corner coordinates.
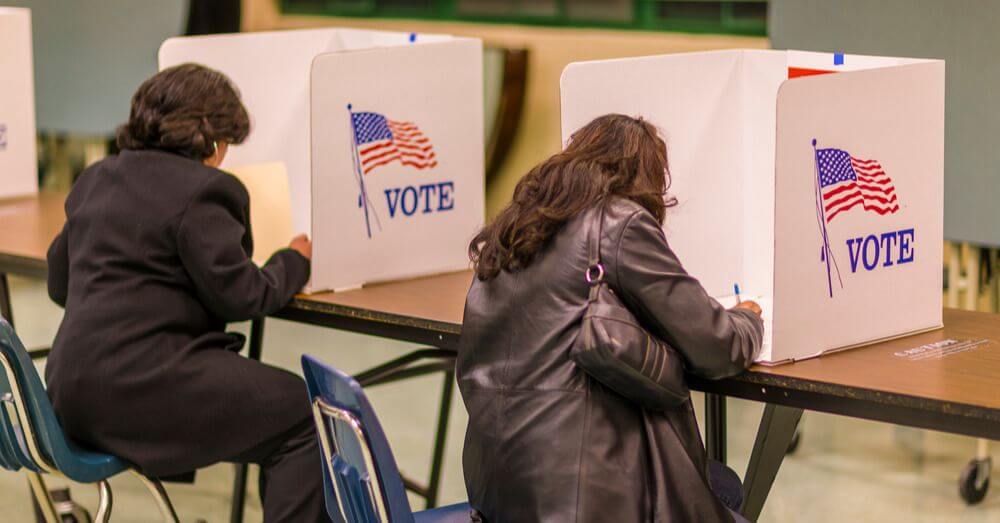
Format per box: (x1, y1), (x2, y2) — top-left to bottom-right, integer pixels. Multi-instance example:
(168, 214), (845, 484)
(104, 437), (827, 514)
(0, 317), (179, 522)
(302, 355), (472, 523)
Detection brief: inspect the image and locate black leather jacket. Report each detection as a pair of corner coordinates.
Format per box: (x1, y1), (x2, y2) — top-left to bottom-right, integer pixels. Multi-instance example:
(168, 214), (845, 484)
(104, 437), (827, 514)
(457, 198), (763, 522)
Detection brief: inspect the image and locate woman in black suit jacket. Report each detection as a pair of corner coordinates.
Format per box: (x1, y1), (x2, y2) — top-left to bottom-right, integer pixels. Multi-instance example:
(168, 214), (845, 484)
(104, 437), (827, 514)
(45, 64), (325, 521)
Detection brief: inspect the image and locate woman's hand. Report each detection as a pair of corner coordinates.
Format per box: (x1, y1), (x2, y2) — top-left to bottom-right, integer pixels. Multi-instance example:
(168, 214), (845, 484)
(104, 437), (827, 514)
(733, 300), (762, 317)
(289, 234), (312, 261)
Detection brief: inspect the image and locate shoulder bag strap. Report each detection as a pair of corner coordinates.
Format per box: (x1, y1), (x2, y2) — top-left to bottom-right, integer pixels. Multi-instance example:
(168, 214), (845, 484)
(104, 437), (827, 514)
(585, 203), (606, 301)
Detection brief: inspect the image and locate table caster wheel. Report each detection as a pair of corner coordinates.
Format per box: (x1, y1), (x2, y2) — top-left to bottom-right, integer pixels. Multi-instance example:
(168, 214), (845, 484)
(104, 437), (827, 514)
(959, 457), (991, 505)
(785, 428), (801, 455)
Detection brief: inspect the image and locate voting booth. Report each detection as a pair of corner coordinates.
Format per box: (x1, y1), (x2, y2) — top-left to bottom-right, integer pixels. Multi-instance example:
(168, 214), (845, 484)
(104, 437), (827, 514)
(561, 50), (945, 364)
(160, 29), (484, 292)
(0, 7), (38, 199)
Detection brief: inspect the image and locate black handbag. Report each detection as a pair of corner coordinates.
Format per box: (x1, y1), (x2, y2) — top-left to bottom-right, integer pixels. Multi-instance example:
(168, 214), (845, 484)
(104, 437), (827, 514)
(570, 205), (689, 411)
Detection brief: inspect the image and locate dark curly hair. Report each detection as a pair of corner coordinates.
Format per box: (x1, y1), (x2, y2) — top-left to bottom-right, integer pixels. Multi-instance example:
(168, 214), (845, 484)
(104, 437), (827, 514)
(471, 113), (676, 280)
(116, 63), (250, 160)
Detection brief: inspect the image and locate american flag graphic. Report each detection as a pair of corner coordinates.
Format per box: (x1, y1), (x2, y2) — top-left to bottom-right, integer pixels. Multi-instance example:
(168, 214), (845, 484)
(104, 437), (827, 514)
(351, 111), (438, 175)
(817, 148), (899, 223)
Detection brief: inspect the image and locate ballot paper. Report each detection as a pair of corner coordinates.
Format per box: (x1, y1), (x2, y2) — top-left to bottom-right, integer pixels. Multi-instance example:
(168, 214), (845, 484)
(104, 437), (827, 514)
(715, 295), (773, 362)
(226, 163), (294, 266)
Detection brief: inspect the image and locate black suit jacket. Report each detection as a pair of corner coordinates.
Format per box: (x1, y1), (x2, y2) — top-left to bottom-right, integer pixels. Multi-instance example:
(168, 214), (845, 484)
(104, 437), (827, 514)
(45, 149), (310, 476)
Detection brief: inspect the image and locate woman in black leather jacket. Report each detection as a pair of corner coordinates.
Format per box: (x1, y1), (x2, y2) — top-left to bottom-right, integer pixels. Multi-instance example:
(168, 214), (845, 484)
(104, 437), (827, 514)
(457, 114), (764, 522)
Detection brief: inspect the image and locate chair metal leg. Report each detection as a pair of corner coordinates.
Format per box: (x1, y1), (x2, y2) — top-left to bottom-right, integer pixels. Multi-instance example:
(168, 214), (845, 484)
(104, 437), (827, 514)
(27, 472), (59, 523)
(131, 471), (180, 522)
(94, 480), (113, 523)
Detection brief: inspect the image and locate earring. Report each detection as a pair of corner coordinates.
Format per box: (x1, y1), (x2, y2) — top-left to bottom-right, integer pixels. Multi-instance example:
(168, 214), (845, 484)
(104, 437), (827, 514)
(213, 141), (219, 154)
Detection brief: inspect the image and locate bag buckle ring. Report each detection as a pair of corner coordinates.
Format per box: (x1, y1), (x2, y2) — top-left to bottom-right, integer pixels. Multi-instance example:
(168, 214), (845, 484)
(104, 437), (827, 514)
(586, 263), (604, 284)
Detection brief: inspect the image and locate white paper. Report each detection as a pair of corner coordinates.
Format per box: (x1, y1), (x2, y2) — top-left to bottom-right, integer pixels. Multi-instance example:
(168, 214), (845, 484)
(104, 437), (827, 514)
(715, 294), (773, 362)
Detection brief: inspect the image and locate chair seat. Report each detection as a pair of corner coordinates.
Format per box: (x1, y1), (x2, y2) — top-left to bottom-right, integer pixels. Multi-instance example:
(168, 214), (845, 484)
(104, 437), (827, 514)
(55, 438), (128, 484)
(414, 502), (472, 523)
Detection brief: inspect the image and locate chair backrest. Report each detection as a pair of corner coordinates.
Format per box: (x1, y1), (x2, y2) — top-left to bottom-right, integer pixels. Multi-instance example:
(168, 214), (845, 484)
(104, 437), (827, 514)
(0, 318), (123, 481)
(301, 355), (415, 523)
(0, 317), (57, 474)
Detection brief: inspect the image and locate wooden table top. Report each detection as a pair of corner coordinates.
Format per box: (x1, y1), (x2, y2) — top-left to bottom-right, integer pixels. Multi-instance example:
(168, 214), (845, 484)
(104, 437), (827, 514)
(5, 192), (1000, 436)
(0, 192), (67, 278)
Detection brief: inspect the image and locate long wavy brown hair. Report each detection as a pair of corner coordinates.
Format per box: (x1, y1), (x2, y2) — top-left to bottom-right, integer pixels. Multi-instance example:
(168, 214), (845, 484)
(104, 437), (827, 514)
(471, 114), (676, 280)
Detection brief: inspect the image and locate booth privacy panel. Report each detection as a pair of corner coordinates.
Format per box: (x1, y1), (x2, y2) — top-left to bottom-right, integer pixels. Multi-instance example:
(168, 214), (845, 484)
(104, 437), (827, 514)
(560, 51), (748, 298)
(0, 8), (38, 199)
(309, 39), (485, 292)
(561, 49), (945, 363)
(772, 62), (945, 361)
(158, 28), (454, 235)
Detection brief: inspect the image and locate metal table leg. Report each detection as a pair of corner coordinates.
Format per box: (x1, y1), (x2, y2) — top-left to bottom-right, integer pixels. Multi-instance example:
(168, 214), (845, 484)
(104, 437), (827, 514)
(740, 404), (803, 522)
(424, 371), (454, 509)
(705, 393), (727, 464)
(229, 318), (265, 523)
(1, 273), (13, 324)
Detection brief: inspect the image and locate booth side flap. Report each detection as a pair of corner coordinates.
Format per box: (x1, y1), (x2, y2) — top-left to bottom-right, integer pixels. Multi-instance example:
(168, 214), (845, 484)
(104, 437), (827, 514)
(769, 61), (945, 363)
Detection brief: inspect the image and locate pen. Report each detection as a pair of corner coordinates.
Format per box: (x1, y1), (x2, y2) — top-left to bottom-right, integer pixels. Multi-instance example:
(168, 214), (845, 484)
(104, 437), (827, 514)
(734, 283), (742, 304)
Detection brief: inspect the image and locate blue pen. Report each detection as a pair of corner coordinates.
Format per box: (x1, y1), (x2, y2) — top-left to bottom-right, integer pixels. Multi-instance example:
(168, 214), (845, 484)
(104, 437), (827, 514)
(733, 283), (742, 304)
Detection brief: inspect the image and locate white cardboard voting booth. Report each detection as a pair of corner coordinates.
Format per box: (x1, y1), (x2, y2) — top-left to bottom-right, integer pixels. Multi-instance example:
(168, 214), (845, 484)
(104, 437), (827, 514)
(0, 8), (38, 199)
(159, 29), (484, 292)
(561, 49), (945, 364)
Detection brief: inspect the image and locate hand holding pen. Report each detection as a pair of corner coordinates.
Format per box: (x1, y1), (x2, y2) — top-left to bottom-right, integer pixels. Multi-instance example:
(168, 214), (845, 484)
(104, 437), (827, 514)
(732, 282), (763, 317)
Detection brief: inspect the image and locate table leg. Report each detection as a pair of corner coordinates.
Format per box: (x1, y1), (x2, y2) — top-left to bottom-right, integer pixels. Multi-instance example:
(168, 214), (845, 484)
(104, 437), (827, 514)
(424, 371), (454, 509)
(740, 404), (803, 522)
(705, 393), (727, 464)
(229, 318), (265, 523)
(1, 273), (13, 324)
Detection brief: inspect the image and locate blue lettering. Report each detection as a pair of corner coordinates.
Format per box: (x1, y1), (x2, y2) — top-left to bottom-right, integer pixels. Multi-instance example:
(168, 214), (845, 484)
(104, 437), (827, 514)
(401, 186), (418, 216)
(384, 181), (455, 218)
(862, 235), (879, 271)
(845, 228), (916, 273)
(419, 184), (438, 214)
(384, 188), (402, 218)
(898, 228), (915, 264)
(846, 237), (864, 273)
(437, 181), (455, 211)
(880, 232), (896, 267)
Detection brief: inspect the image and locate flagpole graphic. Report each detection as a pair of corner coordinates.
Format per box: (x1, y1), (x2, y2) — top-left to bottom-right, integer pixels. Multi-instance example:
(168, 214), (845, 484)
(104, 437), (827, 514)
(813, 139), (837, 298)
(347, 106), (438, 239)
(348, 103), (379, 239)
